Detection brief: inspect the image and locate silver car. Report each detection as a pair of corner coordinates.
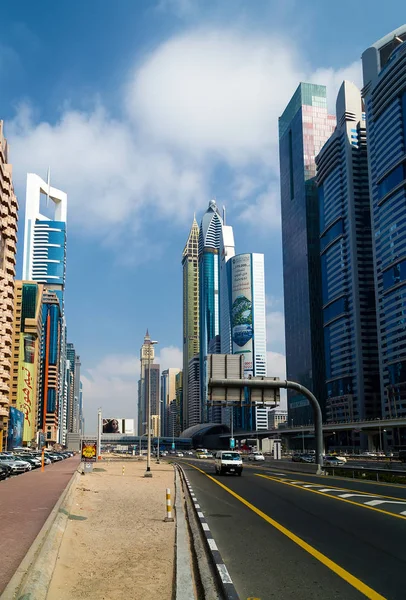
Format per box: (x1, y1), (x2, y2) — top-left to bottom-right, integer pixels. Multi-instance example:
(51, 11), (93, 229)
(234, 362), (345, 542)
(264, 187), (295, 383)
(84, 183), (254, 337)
(0, 458), (30, 474)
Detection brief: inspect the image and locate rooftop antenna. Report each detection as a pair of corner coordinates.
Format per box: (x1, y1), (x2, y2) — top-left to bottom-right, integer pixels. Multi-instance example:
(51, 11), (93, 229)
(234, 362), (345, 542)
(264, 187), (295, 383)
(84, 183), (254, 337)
(46, 166), (51, 208)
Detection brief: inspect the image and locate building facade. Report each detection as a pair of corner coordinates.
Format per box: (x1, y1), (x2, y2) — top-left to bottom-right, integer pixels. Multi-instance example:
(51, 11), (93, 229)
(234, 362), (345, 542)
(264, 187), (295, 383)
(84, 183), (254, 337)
(268, 408), (288, 429)
(10, 282), (43, 446)
(219, 223), (235, 355)
(0, 121), (18, 450)
(39, 290), (63, 444)
(65, 342), (82, 437)
(174, 371), (183, 437)
(161, 368), (181, 437)
(229, 253), (267, 430)
(362, 26), (406, 422)
(279, 83), (336, 426)
(137, 331), (160, 435)
(316, 81), (380, 425)
(199, 200), (223, 423)
(182, 217), (200, 430)
(187, 356), (201, 427)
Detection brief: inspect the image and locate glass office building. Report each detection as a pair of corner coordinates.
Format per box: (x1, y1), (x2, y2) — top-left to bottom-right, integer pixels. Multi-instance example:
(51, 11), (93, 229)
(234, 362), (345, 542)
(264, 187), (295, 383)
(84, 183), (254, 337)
(279, 83), (336, 425)
(362, 26), (406, 419)
(316, 81), (380, 424)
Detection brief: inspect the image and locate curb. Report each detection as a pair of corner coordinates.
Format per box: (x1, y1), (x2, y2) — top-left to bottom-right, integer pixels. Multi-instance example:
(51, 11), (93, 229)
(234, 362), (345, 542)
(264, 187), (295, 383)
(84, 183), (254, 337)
(1, 467), (81, 600)
(177, 465), (240, 600)
(174, 466), (196, 600)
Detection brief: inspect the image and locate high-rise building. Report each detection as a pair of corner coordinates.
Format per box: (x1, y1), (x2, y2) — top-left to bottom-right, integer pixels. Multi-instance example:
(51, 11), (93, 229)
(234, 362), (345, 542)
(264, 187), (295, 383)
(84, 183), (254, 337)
(316, 81), (380, 424)
(187, 356), (200, 427)
(279, 83), (336, 425)
(65, 342), (82, 437)
(229, 253), (267, 429)
(10, 282), (43, 446)
(39, 290), (63, 444)
(182, 216), (199, 430)
(161, 368), (181, 436)
(220, 222), (235, 355)
(175, 371), (183, 437)
(268, 408), (288, 429)
(0, 121), (18, 451)
(362, 26), (406, 422)
(199, 199), (223, 422)
(23, 173), (67, 307)
(137, 330), (160, 435)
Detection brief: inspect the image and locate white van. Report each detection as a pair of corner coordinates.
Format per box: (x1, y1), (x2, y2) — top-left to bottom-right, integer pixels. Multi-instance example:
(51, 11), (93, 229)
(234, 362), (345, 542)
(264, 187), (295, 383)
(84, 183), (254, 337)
(214, 451), (243, 476)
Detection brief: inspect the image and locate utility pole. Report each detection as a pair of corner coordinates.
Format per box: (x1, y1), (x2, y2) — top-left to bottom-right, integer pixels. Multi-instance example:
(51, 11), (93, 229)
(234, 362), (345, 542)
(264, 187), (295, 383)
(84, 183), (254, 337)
(97, 408), (102, 460)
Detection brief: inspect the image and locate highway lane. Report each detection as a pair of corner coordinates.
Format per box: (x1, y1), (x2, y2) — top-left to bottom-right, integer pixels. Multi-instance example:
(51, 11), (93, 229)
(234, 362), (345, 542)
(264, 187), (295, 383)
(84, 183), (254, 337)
(179, 457), (406, 600)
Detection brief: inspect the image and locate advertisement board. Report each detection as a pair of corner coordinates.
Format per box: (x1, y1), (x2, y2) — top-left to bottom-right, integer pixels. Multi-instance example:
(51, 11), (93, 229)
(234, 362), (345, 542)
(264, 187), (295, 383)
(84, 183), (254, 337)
(231, 254), (253, 376)
(102, 418), (135, 435)
(16, 332), (37, 443)
(7, 407), (24, 449)
(81, 440), (97, 462)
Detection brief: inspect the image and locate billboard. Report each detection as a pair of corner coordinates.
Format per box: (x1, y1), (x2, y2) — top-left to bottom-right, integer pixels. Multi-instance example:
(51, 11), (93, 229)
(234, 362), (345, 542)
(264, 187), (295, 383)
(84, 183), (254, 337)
(7, 407), (24, 449)
(102, 418), (135, 434)
(231, 254), (253, 376)
(81, 440), (97, 462)
(17, 333), (37, 442)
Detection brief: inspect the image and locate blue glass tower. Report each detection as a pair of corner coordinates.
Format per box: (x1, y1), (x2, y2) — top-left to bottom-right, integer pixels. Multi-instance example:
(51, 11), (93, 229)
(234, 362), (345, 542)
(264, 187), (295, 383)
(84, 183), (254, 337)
(316, 81), (380, 424)
(199, 199), (223, 423)
(279, 83), (336, 425)
(362, 26), (406, 420)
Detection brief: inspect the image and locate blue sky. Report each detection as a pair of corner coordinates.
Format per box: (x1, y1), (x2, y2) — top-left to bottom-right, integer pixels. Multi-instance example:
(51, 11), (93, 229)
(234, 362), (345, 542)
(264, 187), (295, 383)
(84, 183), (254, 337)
(0, 0), (404, 430)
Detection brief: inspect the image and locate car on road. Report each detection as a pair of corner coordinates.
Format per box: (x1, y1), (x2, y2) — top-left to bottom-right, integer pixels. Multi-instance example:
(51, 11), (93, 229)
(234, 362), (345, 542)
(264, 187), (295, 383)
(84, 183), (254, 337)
(292, 454), (302, 462)
(185, 451), (194, 455)
(324, 456), (345, 466)
(161, 451), (168, 456)
(215, 451), (243, 476)
(300, 454), (315, 463)
(196, 452), (209, 459)
(248, 451), (265, 461)
(176, 452), (184, 457)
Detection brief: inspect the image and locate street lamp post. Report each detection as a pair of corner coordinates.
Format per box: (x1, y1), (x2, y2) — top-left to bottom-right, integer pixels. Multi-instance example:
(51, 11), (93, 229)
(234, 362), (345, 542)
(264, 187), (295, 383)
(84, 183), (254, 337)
(157, 399), (163, 464)
(145, 339), (158, 478)
(302, 427), (305, 453)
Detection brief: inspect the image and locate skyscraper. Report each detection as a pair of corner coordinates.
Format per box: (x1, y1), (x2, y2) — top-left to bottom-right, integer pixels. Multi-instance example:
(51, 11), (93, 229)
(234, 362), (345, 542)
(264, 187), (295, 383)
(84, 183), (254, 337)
(23, 173), (67, 307)
(0, 121), (18, 451)
(279, 83), (336, 425)
(65, 342), (82, 437)
(229, 253), (267, 429)
(199, 199), (223, 422)
(10, 282), (43, 445)
(316, 81), (380, 424)
(219, 221), (235, 355)
(182, 216), (199, 430)
(362, 26), (406, 420)
(187, 356), (200, 427)
(161, 368), (181, 436)
(137, 330), (159, 435)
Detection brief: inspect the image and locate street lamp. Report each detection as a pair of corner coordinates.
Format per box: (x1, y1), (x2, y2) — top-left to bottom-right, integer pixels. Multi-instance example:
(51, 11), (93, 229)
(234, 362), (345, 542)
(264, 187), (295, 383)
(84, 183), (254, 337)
(157, 399), (163, 464)
(145, 339), (158, 478)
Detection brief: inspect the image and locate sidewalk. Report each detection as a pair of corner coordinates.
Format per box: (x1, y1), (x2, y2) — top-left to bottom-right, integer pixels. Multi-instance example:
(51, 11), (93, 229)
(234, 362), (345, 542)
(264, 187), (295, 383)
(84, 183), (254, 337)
(46, 459), (175, 600)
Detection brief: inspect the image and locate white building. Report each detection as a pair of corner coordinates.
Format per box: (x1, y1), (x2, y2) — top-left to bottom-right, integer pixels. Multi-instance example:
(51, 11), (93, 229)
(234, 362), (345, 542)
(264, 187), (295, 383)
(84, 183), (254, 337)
(268, 409), (288, 429)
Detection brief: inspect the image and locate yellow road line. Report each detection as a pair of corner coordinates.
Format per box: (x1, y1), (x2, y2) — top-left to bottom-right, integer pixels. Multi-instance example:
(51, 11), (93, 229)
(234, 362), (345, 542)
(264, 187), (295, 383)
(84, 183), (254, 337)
(256, 474), (406, 521)
(186, 464), (386, 600)
(254, 474), (406, 502)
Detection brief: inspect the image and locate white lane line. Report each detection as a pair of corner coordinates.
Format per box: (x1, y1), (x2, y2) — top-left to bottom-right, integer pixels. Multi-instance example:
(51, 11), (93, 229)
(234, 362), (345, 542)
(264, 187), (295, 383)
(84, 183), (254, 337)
(302, 484), (322, 488)
(401, 511), (406, 516)
(216, 564), (233, 584)
(317, 488), (344, 493)
(339, 494), (380, 499)
(208, 538), (218, 551)
(365, 500), (406, 507)
(202, 523), (210, 531)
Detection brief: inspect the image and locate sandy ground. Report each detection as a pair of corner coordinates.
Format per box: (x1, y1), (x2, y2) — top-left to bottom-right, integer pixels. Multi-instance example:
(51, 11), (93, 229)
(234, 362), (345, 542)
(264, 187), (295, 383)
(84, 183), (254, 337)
(47, 459), (175, 600)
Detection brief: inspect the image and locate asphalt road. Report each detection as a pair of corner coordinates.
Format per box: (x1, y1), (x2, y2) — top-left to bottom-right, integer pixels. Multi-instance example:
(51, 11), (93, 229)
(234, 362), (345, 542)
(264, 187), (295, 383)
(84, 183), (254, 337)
(0, 456), (80, 595)
(177, 457), (406, 600)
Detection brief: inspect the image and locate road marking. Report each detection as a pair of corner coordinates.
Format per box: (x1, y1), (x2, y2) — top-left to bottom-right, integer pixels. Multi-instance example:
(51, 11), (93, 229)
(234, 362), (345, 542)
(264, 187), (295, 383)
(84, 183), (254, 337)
(187, 464), (386, 600)
(208, 538), (218, 551)
(197, 511), (204, 518)
(339, 494), (380, 499)
(202, 523), (210, 531)
(256, 474), (406, 521)
(365, 500), (406, 507)
(317, 488), (343, 493)
(217, 564), (233, 584)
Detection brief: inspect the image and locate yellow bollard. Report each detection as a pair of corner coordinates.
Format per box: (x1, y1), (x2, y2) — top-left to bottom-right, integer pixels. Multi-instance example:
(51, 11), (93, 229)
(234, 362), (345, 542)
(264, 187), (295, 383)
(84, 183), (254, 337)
(122, 465), (125, 476)
(164, 487), (174, 522)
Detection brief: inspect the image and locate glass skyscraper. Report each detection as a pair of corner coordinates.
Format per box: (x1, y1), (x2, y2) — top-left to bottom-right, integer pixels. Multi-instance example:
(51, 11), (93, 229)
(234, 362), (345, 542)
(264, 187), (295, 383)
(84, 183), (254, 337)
(316, 80), (380, 424)
(279, 83), (336, 425)
(198, 199), (223, 422)
(362, 26), (406, 419)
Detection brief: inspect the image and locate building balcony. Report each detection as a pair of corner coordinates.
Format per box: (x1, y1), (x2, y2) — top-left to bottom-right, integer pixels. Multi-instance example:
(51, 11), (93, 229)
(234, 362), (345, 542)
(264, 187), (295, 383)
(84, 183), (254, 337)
(0, 406), (9, 417)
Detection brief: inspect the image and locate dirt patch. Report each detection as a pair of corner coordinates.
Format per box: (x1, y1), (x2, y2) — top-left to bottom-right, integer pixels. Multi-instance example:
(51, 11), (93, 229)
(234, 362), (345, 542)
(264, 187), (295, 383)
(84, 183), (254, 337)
(47, 461), (175, 600)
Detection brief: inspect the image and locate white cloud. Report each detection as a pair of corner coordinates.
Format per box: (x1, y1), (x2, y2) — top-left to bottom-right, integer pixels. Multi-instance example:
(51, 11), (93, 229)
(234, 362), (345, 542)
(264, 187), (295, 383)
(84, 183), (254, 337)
(155, 0), (195, 17)
(310, 61), (363, 113)
(238, 184), (281, 231)
(7, 27), (363, 247)
(82, 346), (183, 431)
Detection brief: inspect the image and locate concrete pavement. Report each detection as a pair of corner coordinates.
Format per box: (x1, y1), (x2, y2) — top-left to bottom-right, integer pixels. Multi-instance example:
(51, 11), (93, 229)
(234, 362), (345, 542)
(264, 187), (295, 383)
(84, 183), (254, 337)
(179, 457), (406, 599)
(0, 456), (80, 595)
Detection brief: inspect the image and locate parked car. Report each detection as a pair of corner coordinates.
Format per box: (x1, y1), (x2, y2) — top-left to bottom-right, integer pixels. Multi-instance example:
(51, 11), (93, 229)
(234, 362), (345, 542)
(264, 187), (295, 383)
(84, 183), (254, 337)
(292, 454), (302, 462)
(0, 458), (30, 474)
(13, 454), (41, 468)
(0, 464), (12, 480)
(11, 456), (33, 470)
(248, 452), (265, 461)
(215, 451), (243, 476)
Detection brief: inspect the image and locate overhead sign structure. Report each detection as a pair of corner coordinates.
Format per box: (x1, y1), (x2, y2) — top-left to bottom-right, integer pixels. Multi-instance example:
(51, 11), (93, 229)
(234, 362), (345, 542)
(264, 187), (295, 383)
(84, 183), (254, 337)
(81, 440), (97, 462)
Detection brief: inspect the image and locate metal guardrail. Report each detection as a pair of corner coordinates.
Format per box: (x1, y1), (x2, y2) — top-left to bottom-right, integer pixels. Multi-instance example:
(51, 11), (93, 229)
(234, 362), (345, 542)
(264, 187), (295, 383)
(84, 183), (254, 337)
(324, 464), (406, 482)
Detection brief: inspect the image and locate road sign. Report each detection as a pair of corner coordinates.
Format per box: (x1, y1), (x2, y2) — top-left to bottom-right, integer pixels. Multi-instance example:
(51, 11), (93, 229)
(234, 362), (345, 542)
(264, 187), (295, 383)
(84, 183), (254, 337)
(230, 437), (235, 449)
(171, 442), (175, 450)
